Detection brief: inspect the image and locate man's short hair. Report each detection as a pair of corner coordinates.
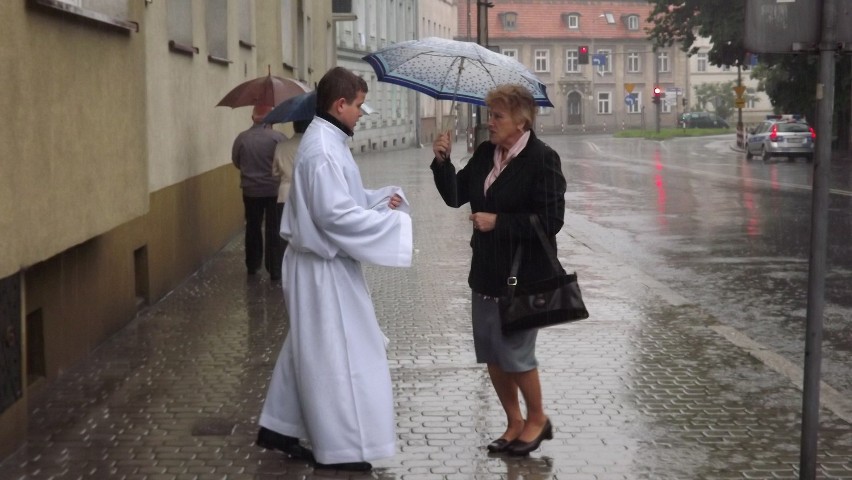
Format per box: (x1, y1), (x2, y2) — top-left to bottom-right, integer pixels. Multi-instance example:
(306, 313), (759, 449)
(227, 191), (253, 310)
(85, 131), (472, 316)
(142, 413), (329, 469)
(316, 67), (368, 113)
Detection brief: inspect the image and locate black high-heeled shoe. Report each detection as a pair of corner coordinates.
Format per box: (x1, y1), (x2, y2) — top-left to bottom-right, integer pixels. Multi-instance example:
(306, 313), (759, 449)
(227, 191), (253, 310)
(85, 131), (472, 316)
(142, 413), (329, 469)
(506, 419), (553, 456)
(486, 437), (514, 453)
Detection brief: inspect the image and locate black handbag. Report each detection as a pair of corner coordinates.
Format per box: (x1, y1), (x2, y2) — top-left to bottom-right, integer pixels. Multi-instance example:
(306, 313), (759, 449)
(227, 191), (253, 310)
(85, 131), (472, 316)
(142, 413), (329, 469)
(499, 216), (589, 334)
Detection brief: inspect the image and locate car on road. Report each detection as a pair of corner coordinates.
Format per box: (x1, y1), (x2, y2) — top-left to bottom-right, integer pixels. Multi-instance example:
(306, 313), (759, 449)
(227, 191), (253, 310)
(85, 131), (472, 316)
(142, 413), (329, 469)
(679, 112), (730, 129)
(745, 118), (815, 162)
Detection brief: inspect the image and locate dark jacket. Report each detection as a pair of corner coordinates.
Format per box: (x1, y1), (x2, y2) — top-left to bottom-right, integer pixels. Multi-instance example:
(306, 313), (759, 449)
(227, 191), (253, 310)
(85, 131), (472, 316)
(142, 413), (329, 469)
(431, 131), (567, 297)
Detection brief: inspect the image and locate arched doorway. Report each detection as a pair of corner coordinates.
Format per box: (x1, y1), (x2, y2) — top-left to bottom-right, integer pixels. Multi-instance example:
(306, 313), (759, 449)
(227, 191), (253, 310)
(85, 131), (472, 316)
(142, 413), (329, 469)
(566, 92), (582, 125)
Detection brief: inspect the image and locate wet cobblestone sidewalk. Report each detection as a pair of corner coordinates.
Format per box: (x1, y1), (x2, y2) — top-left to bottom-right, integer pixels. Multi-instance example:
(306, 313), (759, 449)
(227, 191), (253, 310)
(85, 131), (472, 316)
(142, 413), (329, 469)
(2, 143), (851, 479)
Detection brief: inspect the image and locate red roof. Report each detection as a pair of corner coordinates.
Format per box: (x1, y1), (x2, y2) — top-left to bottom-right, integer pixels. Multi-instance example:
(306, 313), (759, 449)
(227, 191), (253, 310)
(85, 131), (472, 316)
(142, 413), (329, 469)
(456, 0), (654, 41)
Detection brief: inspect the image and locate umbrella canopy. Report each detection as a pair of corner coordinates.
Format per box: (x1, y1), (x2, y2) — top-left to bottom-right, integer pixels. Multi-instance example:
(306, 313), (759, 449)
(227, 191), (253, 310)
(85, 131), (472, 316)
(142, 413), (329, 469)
(216, 72), (310, 108)
(262, 90), (378, 124)
(362, 37), (553, 107)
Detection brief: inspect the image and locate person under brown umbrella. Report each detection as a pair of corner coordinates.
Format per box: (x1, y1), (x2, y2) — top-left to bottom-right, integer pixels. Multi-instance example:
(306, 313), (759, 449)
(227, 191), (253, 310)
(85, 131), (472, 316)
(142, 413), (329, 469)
(231, 104), (286, 281)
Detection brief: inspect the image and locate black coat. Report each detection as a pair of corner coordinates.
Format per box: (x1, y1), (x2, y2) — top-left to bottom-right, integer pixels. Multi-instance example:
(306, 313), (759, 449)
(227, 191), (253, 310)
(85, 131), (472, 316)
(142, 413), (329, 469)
(431, 131), (567, 297)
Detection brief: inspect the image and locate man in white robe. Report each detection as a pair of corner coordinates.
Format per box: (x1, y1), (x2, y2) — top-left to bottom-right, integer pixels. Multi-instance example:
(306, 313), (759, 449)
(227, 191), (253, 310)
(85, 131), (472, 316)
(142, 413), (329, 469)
(256, 67), (412, 473)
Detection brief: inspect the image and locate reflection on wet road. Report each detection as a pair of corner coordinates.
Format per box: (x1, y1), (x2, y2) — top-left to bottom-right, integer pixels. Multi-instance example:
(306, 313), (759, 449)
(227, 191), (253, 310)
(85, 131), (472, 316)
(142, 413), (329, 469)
(549, 134), (852, 397)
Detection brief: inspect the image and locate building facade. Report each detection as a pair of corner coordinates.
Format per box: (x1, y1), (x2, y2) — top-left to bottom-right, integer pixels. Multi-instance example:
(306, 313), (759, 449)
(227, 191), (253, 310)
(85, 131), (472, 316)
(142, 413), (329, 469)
(0, 0), (334, 458)
(458, 0), (690, 132)
(334, 0), (458, 152)
(688, 36), (772, 126)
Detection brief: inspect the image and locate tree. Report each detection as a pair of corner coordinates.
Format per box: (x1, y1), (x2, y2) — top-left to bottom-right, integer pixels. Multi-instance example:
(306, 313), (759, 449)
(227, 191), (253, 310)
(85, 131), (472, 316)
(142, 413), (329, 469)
(645, 0), (746, 67)
(692, 81), (735, 119)
(647, 0), (851, 151)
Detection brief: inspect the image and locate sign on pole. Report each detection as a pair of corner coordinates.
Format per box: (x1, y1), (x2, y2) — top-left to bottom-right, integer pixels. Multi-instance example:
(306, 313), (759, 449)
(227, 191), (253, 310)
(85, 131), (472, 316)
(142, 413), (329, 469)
(745, 0), (852, 52)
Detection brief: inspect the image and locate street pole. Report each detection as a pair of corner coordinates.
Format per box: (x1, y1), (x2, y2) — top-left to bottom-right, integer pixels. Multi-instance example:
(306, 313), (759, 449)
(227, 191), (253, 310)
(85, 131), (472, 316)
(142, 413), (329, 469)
(737, 65), (744, 148)
(655, 49), (660, 133)
(800, 0), (837, 477)
(474, 1), (492, 148)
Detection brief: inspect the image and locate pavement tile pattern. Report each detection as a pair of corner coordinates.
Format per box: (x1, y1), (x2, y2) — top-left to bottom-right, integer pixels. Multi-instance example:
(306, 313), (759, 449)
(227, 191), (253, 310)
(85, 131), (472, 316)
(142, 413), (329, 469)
(2, 141), (851, 479)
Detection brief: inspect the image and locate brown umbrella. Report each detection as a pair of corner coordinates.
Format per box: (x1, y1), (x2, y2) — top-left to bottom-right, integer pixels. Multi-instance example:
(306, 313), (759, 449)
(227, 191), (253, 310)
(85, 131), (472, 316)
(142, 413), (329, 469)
(216, 67), (310, 108)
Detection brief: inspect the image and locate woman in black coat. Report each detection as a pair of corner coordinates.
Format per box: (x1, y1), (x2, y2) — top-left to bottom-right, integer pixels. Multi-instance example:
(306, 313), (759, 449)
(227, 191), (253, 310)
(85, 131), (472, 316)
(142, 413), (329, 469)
(431, 85), (567, 456)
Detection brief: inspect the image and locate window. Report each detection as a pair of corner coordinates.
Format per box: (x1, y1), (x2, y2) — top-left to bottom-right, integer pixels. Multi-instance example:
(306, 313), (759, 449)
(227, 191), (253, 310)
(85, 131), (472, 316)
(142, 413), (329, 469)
(501, 12), (518, 30)
(33, 0), (136, 31)
(696, 53), (707, 72)
(627, 91), (641, 114)
(662, 96), (672, 113)
(238, 1), (253, 48)
(205, 0), (229, 64)
(603, 12), (615, 24)
(657, 51), (670, 73)
(596, 49), (612, 74)
(625, 14), (640, 30)
(565, 49), (579, 73)
(502, 48), (518, 59)
(747, 88), (757, 108)
(597, 92), (612, 114)
(562, 13), (580, 29)
(534, 49), (550, 73)
(167, 0), (196, 54)
(627, 52), (640, 73)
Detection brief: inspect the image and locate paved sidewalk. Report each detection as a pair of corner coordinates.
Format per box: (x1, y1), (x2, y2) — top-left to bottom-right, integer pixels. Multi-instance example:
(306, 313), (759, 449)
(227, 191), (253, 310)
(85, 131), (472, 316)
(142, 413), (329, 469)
(2, 141), (852, 479)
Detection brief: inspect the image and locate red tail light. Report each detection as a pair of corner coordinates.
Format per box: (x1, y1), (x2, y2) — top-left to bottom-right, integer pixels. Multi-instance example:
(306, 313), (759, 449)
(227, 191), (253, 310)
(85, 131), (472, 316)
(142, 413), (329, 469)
(769, 124), (778, 142)
(810, 127), (816, 139)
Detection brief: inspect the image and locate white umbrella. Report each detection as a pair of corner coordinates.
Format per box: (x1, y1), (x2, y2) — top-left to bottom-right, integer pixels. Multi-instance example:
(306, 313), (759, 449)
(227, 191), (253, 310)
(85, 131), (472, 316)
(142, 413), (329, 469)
(362, 37), (553, 110)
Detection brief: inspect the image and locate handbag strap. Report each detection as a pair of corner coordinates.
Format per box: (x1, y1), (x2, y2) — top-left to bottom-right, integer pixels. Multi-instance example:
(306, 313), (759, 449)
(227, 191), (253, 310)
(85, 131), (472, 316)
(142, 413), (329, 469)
(506, 215), (562, 292)
(530, 215), (564, 274)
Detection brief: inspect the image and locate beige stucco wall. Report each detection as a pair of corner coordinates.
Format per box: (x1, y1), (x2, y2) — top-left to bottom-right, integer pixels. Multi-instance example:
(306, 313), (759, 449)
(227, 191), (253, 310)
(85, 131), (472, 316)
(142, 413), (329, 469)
(0, 1), (148, 279)
(143, 0), (255, 192)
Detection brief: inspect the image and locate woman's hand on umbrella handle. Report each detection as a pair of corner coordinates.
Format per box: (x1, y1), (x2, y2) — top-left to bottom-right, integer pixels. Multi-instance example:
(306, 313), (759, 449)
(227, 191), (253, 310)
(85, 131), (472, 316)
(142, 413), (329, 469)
(433, 131), (452, 162)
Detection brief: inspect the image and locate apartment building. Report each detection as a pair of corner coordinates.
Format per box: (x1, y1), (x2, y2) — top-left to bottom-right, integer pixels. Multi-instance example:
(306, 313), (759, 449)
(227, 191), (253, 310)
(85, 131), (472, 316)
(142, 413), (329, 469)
(458, 0), (690, 132)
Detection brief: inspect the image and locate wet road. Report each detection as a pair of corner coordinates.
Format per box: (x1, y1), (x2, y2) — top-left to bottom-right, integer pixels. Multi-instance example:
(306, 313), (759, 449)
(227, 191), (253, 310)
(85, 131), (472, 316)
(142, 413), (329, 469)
(547, 133), (852, 398)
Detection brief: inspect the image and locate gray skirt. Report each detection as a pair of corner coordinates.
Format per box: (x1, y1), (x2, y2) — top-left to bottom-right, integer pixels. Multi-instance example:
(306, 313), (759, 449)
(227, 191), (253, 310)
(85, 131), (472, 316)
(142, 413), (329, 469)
(471, 293), (538, 372)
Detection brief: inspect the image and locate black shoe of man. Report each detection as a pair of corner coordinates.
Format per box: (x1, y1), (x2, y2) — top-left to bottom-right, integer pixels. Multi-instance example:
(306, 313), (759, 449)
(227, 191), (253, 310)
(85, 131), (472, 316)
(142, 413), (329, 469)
(256, 427), (315, 462)
(314, 462), (373, 472)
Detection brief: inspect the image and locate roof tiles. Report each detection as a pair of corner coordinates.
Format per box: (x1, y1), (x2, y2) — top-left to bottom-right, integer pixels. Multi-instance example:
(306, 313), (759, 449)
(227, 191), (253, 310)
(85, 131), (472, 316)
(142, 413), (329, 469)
(456, 0), (654, 41)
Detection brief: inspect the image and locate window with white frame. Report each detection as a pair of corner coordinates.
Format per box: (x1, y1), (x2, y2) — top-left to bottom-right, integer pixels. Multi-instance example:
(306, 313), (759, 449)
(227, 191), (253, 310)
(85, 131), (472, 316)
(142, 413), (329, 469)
(696, 53), (707, 72)
(596, 49), (612, 74)
(562, 13), (579, 29)
(662, 95), (673, 113)
(627, 91), (641, 113)
(657, 51), (670, 73)
(501, 12), (518, 30)
(627, 52), (640, 73)
(747, 88), (757, 108)
(626, 15), (639, 30)
(502, 48), (518, 59)
(534, 49), (550, 73)
(565, 49), (579, 73)
(597, 92), (612, 114)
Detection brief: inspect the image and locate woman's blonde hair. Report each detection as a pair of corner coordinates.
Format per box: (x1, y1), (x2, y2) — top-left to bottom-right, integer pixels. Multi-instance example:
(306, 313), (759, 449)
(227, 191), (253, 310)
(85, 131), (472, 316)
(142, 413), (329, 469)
(485, 84), (537, 131)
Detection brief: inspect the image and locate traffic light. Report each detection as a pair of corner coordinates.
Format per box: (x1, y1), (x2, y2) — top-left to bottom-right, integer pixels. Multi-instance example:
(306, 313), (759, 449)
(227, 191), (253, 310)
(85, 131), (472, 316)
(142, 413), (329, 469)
(578, 45), (589, 64)
(652, 86), (662, 105)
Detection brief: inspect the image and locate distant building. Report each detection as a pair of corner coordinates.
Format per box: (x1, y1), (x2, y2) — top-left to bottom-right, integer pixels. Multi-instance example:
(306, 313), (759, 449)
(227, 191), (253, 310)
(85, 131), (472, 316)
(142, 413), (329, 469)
(334, 0), (456, 152)
(457, 0), (690, 132)
(688, 36), (772, 126)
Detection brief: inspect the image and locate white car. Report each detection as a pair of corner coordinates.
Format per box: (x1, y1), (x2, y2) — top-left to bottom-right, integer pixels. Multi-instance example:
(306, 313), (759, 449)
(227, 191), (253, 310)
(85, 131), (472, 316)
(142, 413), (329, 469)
(746, 119), (815, 162)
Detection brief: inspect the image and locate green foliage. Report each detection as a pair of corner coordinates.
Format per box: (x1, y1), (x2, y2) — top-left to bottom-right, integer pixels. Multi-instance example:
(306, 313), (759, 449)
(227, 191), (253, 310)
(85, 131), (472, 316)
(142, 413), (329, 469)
(614, 128), (732, 140)
(692, 81), (736, 119)
(646, 0), (746, 67)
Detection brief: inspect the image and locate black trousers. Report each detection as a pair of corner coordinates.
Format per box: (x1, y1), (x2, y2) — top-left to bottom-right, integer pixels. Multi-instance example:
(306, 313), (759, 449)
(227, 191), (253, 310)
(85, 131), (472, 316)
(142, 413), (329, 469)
(242, 195), (285, 278)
